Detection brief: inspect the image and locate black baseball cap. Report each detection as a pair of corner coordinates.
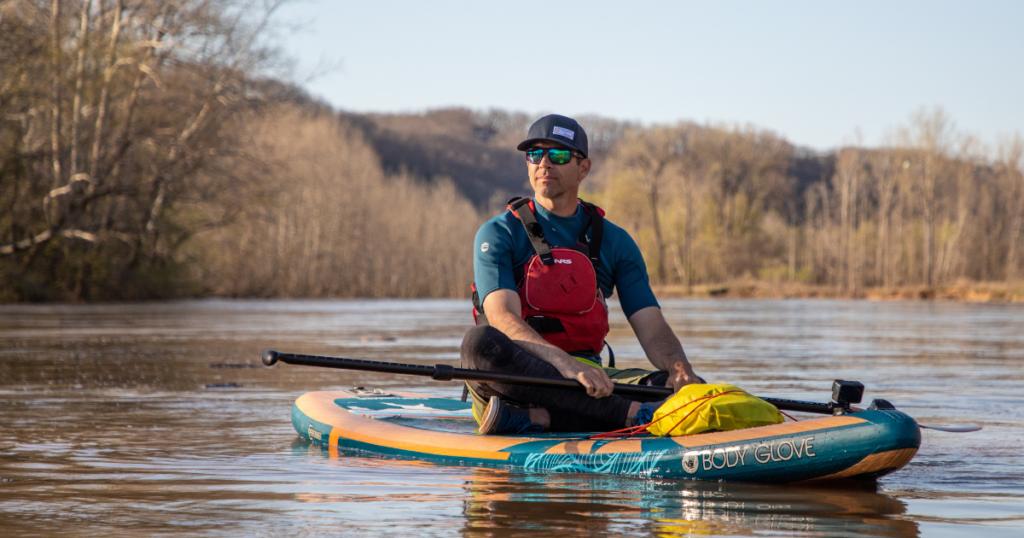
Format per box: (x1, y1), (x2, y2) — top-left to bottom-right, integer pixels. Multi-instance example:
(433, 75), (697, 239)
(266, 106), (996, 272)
(516, 114), (589, 157)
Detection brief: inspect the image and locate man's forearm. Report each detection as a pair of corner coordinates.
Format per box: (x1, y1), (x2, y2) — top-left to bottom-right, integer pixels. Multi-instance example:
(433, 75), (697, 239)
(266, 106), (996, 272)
(629, 306), (697, 376)
(643, 327), (692, 373)
(486, 308), (577, 370)
(486, 307), (546, 345)
(479, 289), (615, 398)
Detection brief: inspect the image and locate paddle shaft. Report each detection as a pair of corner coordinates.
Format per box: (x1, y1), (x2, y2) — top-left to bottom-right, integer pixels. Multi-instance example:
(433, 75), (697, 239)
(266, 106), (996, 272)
(262, 350), (837, 415)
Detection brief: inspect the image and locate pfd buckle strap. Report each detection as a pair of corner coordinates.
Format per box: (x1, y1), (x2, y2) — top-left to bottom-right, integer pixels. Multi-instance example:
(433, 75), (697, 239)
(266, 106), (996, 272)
(579, 200), (604, 266)
(525, 315), (566, 334)
(508, 197), (554, 265)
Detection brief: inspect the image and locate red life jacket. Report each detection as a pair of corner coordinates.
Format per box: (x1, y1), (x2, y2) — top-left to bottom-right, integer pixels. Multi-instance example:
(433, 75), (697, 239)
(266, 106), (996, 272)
(473, 197), (610, 357)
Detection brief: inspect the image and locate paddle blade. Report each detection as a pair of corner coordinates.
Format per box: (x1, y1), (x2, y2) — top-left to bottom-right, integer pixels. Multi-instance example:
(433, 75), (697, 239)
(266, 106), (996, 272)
(919, 423), (983, 433)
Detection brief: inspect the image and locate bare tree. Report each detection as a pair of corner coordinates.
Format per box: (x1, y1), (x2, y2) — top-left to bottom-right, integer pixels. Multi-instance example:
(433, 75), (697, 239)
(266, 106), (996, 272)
(997, 136), (1024, 280)
(193, 106), (481, 298)
(601, 126), (686, 283)
(832, 148), (863, 292)
(1, 0), (288, 299)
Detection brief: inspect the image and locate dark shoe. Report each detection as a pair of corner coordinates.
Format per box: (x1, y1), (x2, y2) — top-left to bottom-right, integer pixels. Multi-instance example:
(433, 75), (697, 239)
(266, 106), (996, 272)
(478, 396), (543, 435)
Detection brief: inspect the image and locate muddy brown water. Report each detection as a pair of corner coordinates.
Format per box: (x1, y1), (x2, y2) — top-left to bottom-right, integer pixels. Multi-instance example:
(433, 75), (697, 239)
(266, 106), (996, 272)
(1, 299), (1022, 536)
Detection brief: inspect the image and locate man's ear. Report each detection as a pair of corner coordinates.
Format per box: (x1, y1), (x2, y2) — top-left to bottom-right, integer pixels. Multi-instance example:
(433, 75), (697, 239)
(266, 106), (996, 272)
(578, 157), (591, 180)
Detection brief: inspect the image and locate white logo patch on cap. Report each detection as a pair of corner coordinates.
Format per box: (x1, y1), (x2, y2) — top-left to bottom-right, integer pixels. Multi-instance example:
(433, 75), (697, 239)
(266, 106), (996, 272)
(552, 126), (575, 140)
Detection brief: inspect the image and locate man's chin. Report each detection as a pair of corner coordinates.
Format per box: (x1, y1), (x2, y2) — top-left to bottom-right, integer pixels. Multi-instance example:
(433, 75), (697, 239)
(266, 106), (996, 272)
(536, 186), (566, 199)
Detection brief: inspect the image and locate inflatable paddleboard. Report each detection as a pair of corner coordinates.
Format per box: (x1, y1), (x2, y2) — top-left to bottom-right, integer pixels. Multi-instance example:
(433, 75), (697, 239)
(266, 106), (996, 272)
(291, 388), (920, 483)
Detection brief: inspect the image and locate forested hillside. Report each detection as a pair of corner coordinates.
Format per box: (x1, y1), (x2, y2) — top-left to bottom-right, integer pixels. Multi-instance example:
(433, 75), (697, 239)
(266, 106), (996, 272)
(2, 2), (1021, 301)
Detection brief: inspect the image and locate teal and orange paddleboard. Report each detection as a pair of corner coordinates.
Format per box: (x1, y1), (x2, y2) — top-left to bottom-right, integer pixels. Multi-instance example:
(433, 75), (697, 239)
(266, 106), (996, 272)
(290, 388), (920, 483)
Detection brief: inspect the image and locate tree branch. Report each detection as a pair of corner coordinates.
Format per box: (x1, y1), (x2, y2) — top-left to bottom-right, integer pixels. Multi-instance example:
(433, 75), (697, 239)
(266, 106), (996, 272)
(88, 0), (123, 184)
(69, 0), (92, 175)
(49, 0), (63, 187)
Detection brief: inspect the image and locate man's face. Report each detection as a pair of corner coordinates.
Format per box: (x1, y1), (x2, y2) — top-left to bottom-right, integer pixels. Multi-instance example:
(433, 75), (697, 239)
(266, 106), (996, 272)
(526, 141), (591, 201)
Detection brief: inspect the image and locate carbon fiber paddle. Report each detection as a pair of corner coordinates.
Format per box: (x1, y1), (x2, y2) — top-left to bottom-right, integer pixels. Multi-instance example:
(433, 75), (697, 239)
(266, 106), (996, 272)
(261, 349), (980, 433)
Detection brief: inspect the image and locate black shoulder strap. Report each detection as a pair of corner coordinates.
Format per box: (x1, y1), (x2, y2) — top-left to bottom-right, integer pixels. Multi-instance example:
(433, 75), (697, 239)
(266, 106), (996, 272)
(579, 199), (604, 266)
(508, 197), (554, 265)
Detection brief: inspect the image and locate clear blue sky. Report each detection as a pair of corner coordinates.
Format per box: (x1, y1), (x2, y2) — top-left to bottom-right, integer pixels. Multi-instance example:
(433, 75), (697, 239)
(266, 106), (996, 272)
(276, 1), (1023, 151)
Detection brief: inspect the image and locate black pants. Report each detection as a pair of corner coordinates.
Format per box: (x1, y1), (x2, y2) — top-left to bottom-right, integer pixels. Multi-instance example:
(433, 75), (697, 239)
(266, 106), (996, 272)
(460, 325), (667, 432)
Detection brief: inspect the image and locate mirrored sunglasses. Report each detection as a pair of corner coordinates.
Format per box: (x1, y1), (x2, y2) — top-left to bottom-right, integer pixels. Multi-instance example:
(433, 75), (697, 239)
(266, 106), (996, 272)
(525, 147), (578, 165)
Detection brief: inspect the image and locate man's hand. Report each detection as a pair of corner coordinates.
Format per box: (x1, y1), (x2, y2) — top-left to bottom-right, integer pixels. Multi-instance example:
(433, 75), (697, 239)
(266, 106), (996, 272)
(557, 359), (615, 398)
(668, 360), (701, 392)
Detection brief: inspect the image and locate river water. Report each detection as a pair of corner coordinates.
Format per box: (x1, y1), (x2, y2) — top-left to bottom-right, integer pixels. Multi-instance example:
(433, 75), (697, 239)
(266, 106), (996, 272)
(0, 299), (1021, 537)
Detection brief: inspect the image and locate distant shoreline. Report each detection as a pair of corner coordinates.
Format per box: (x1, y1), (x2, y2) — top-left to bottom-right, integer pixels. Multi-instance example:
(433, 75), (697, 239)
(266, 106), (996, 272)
(3, 280), (1023, 305)
(653, 279), (1024, 303)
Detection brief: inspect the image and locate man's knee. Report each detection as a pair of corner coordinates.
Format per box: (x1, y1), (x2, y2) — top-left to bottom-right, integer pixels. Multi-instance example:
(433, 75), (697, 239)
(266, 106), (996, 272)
(640, 370), (670, 387)
(461, 325), (513, 369)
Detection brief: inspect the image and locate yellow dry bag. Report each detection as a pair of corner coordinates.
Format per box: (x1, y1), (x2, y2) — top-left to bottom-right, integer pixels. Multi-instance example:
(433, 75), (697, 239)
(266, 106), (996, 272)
(646, 383), (784, 437)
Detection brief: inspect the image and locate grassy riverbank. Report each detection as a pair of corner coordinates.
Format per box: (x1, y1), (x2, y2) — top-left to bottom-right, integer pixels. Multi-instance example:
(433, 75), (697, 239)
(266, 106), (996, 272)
(655, 279), (1024, 303)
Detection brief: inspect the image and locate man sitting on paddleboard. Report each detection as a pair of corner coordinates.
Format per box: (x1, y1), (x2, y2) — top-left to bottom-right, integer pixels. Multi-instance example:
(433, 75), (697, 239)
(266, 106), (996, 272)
(465, 113), (702, 434)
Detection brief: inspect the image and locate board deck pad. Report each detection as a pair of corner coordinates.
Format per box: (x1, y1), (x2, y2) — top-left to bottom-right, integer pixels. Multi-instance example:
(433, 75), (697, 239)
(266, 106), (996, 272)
(335, 395), (476, 433)
(336, 396), (473, 415)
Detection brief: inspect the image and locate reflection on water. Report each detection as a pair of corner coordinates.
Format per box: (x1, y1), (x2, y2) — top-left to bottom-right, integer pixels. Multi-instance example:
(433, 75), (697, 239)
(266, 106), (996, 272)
(459, 470), (916, 537)
(1, 299), (1022, 536)
(288, 443), (918, 537)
